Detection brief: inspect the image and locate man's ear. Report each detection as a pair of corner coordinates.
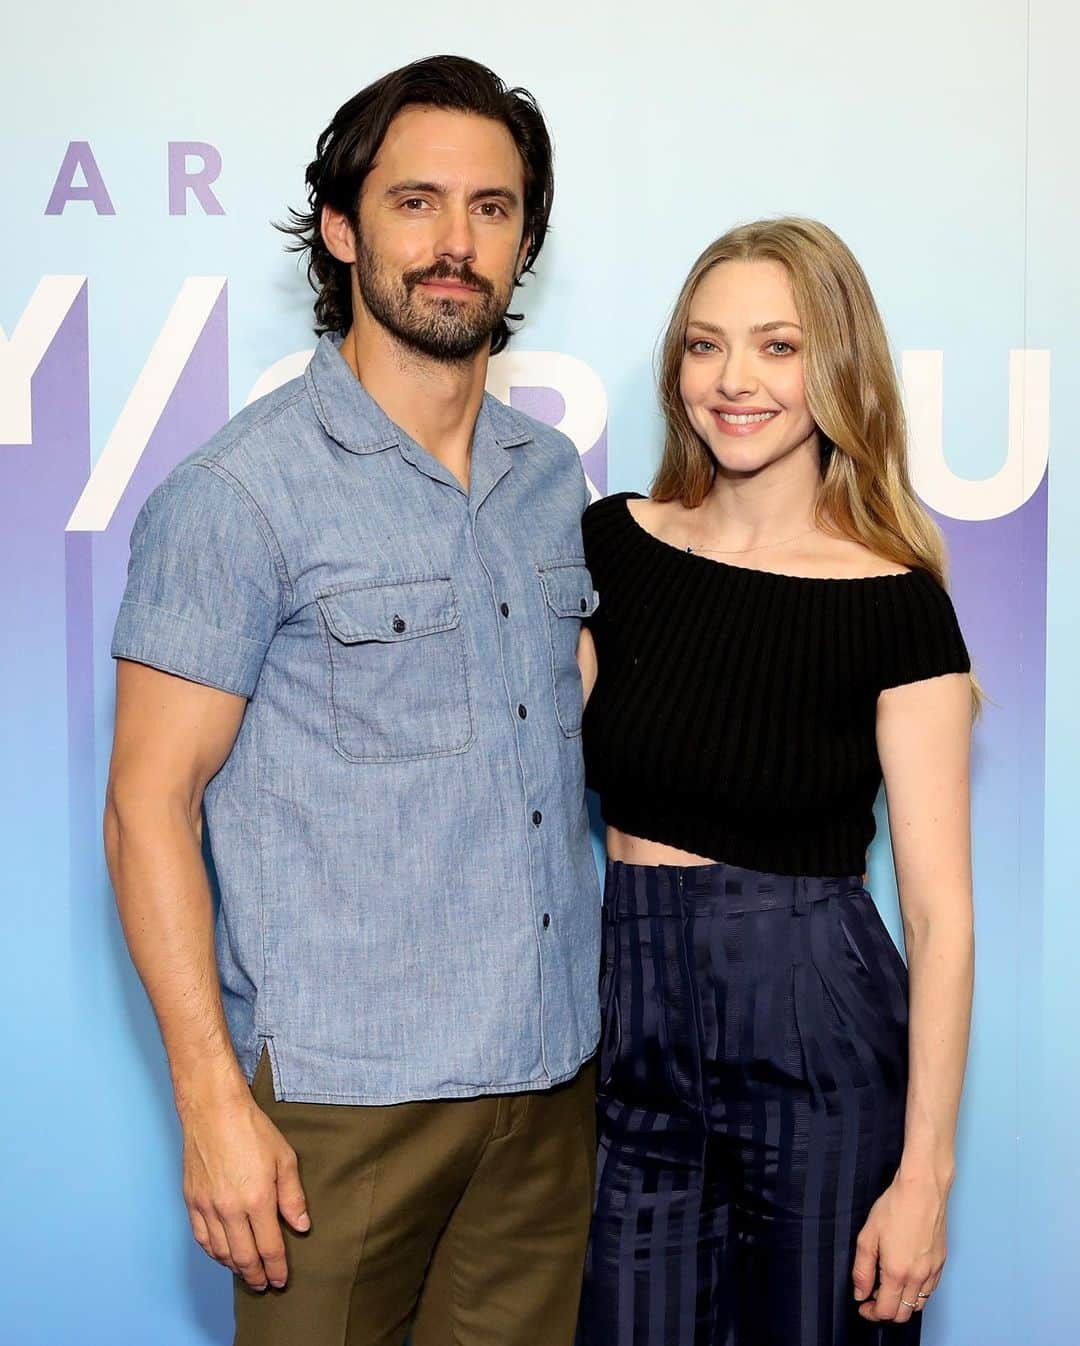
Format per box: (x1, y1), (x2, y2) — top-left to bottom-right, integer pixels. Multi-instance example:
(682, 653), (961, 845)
(322, 203), (358, 264)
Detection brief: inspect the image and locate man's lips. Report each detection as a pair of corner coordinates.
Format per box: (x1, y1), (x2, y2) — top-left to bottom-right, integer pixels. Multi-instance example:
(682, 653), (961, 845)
(419, 279), (481, 295)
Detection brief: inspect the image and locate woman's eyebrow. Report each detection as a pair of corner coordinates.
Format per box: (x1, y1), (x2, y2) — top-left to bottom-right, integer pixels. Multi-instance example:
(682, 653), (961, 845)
(686, 319), (803, 335)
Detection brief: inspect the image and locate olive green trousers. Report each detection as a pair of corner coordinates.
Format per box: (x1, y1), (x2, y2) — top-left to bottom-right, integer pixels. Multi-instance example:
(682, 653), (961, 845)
(234, 1052), (597, 1346)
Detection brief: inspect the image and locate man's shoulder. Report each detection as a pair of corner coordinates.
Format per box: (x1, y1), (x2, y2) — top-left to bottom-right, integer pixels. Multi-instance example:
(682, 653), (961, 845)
(195, 373), (317, 476)
(149, 372), (327, 517)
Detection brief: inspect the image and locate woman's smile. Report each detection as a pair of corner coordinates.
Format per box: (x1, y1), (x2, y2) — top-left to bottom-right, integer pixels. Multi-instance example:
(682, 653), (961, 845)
(709, 406), (780, 435)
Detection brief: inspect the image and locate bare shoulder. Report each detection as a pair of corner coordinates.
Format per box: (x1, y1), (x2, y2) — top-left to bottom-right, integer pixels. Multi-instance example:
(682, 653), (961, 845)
(802, 533), (912, 579)
(626, 495), (690, 545)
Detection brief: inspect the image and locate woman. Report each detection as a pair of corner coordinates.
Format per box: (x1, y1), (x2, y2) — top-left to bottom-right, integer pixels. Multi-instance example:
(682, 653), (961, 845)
(577, 218), (974, 1345)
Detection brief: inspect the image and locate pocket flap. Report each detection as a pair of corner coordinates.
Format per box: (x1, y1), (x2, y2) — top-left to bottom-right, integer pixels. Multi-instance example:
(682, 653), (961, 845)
(539, 563), (598, 619)
(317, 579), (459, 644)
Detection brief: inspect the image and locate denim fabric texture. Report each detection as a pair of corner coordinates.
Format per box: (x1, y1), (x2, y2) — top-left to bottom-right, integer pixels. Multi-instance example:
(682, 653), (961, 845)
(112, 332), (601, 1104)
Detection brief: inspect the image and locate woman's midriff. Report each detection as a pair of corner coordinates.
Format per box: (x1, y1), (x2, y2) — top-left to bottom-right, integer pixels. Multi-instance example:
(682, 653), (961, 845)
(605, 826), (871, 885)
(605, 826), (717, 868)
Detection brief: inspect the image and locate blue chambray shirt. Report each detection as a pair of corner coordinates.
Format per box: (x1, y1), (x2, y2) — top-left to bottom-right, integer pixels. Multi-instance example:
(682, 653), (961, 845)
(112, 332), (601, 1105)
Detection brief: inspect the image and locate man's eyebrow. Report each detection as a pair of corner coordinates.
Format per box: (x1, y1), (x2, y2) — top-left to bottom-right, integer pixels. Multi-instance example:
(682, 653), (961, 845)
(469, 186), (520, 205)
(686, 319), (803, 335)
(385, 180), (521, 207)
(385, 179), (445, 196)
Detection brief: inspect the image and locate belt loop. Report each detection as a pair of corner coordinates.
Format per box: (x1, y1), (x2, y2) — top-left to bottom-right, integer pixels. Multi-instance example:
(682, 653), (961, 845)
(794, 876), (810, 916)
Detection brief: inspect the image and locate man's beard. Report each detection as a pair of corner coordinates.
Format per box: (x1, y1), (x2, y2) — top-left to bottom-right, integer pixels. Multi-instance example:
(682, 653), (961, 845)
(355, 240), (511, 364)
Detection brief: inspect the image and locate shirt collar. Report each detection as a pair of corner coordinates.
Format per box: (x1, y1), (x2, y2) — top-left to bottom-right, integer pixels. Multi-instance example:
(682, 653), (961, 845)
(305, 331), (533, 456)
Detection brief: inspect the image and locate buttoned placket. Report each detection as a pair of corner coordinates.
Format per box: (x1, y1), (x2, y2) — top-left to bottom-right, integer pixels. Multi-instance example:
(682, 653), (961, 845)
(391, 407), (556, 1082)
(466, 412), (555, 1082)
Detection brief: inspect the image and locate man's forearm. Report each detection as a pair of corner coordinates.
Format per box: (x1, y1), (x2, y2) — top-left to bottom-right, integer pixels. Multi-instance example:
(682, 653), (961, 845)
(104, 790), (249, 1115)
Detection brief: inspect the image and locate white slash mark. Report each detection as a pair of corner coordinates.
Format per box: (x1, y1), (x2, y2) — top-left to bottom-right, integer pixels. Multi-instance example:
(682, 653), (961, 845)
(66, 277), (227, 532)
(0, 276), (87, 445)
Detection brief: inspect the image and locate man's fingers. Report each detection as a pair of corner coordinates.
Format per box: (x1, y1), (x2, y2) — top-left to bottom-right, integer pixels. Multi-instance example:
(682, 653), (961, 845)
(250, 1204), (289, 1289)
(189, 1208), (214, 1259)
(221, 1211), (269, 1291)
(276, 1149), (311, 1233)
(204, 1213), (238, 1274)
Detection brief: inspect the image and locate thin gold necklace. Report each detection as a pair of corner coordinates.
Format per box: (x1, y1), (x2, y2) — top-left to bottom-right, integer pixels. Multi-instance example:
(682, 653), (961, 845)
(684, 525), (818, 556)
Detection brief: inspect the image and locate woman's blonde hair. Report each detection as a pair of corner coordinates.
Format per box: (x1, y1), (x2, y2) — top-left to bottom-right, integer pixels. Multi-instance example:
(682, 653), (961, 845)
(655, 216), (948, 580)
(653, 216), (980, 708)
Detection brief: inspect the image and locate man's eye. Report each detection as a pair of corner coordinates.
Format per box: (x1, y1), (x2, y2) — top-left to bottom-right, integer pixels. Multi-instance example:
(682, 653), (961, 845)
(477, 202), (506, 217)
(402, 198), (428, 210)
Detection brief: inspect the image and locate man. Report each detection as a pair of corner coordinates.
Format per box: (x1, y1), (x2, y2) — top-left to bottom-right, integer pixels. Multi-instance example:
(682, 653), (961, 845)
(104, 55), (600, 1346)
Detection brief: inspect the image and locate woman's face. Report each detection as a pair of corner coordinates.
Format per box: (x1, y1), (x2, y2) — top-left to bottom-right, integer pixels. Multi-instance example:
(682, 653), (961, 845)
(679, 259), (819, 477)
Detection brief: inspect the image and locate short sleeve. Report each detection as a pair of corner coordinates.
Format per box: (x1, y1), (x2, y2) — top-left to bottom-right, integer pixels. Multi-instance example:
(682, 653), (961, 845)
(580, 467), (593, 517)
(875, 569), (971, 692)
(111, 462), (285, 698)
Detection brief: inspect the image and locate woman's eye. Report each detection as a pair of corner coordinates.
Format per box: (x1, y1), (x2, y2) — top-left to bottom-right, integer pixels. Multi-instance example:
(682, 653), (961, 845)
(767, 340), (795, 355)
(688, 339), (716, 353)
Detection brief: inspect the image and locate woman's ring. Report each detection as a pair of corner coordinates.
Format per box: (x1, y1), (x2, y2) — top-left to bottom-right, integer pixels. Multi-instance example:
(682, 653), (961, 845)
(917, 1292), (931, 1300)
(901, 1298), (919, 1309)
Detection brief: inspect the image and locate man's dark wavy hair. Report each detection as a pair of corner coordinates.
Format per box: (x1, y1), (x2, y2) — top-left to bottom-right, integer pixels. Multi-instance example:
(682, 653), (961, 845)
(278, 55), (555, 354)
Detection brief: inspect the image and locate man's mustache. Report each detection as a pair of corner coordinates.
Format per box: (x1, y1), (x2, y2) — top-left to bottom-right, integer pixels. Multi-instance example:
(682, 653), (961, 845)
(403, 259), (496, 298)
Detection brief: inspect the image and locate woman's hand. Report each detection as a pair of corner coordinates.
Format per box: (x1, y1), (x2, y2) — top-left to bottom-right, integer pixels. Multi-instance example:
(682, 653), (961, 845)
(852, 1167), (948, 1325)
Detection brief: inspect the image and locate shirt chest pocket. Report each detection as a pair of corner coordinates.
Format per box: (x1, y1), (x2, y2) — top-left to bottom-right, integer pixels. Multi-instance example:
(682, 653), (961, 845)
(316, 578), (474, 762)
(538, 561), (598, 737)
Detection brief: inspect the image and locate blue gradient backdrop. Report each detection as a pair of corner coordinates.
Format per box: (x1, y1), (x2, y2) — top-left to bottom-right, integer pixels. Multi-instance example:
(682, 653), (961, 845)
(2, 3), (1074, 1342)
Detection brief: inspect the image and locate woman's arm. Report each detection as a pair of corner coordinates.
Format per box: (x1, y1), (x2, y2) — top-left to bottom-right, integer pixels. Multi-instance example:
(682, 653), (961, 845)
(577, 625), (599, 706)
(853, 671), (975, 1326)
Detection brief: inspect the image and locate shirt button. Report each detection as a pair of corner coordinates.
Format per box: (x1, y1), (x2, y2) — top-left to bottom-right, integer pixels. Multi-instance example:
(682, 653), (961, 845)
(500, 602), (510, 618)
(392, 615), (406, 633)
(532, 810), (542, 826)
(518, 704), (528, 719)
(542, 913), (551, 929)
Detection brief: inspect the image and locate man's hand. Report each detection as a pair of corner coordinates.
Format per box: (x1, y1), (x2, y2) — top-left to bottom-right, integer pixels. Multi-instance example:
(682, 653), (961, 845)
(181, 1085), (310, 1291)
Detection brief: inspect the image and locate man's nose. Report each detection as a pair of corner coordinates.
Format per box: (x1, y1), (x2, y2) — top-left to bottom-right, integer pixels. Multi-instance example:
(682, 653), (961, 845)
(433, 203), (477, 265)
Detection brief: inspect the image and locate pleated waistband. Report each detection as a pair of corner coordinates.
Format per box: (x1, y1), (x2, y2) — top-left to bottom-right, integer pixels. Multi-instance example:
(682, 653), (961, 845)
(604, 858), (865, 917)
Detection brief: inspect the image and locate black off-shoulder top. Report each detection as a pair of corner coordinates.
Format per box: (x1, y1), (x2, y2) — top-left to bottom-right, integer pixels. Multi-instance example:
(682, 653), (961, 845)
(582, 492), (971, 877)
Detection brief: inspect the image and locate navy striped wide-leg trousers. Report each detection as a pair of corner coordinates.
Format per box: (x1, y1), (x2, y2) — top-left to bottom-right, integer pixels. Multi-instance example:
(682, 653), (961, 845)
(579, 859), (920, 1346)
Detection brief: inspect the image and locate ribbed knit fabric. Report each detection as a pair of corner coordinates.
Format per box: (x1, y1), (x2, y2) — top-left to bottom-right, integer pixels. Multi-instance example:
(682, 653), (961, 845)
(582, 492), (971, 876)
